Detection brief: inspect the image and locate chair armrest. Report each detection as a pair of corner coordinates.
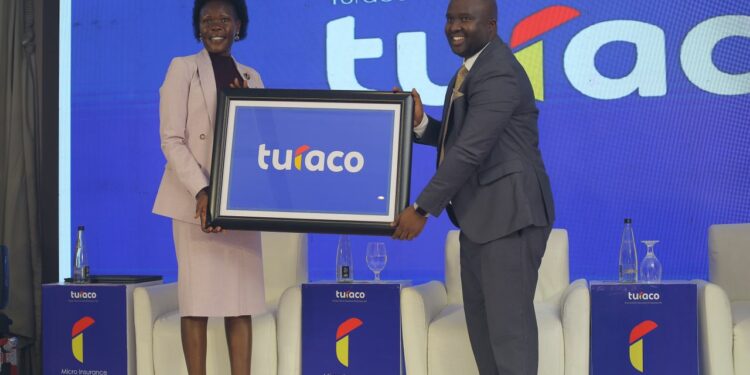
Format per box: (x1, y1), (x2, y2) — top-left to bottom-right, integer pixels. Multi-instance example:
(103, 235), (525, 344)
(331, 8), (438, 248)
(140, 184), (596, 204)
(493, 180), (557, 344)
(694, 279), (734, 375)
(560, 279), (590, 375)
(401, 281), (448, 375)
(134, 282), (178, 375)
(277, 285), (302, 375)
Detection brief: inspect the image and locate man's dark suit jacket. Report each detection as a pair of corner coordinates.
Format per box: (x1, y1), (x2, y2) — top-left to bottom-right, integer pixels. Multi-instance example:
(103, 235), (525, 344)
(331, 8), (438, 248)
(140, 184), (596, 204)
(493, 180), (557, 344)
(415, 36), (555, 244)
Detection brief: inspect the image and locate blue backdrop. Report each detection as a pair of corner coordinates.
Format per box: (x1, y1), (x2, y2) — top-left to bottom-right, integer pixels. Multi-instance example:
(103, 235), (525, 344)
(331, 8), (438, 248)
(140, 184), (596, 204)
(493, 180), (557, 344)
(69, 0), (750, 283)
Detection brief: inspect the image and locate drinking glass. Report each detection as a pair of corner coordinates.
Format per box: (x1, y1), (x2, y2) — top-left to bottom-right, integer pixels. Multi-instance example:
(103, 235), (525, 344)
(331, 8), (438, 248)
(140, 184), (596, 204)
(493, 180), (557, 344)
(366, 242), (387, 281)
(639, 240), (663, 283)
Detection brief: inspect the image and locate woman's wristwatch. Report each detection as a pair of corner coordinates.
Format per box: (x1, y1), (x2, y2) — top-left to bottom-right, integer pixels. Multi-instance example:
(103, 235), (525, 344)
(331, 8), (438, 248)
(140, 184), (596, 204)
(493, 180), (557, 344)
(412, 202), (429, 217)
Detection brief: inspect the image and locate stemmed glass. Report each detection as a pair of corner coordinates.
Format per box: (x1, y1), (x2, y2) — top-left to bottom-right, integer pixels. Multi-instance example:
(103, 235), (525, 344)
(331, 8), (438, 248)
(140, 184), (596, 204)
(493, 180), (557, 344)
(639, 240), (663, 283)
(366, 242), (387, 281)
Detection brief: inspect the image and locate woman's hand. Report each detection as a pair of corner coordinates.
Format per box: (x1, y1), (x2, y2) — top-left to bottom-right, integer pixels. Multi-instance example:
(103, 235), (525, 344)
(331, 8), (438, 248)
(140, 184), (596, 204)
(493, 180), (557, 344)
(229, 78), (249, 88)
(195, 187), (223, 233)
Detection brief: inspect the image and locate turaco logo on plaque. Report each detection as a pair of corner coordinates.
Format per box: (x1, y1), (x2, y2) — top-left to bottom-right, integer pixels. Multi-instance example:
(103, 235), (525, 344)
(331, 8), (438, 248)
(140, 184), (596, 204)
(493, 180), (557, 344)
(71, 316), (95, 363)
(629, 320), (659, 373)
(335, 317), (364, 367)
(257, 144), (365, 173)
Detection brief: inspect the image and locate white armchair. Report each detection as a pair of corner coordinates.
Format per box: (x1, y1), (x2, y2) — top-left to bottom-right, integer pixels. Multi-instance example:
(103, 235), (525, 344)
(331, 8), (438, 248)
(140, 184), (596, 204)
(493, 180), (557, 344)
(697, 223), (750, 375)
(133, 232), (308, 375)
(401, 229), (590, 375)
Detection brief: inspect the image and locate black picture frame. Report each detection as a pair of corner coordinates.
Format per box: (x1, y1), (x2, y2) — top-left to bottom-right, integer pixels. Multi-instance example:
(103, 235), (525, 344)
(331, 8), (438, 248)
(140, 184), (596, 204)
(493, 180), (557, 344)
(208, 89), (414, 235)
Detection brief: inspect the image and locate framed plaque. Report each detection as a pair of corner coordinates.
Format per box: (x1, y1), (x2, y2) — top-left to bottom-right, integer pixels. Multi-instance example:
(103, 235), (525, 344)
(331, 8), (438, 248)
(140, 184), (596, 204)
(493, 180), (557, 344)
(208, 89), (413, 235)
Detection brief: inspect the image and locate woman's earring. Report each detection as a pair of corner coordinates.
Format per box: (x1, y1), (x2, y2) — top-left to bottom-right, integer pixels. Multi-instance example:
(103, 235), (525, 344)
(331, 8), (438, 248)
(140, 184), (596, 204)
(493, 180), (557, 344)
(198, 33), (203, 42)
(234, 33), (239, 41)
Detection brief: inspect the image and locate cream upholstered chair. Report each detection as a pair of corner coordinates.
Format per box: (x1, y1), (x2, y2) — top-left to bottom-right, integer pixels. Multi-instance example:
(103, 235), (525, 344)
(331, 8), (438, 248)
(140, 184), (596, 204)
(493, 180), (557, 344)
(133, 232), (308, 375)
(400, 229), (590, 375)
(696, 223), (750, 375)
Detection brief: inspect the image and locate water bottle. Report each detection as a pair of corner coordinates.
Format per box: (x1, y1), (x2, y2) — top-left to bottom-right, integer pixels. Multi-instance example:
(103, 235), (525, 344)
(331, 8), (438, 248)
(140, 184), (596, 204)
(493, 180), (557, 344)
(618, 218), (638, 283)
(336, 235), (353, 282)
(73, 226), (90, 283)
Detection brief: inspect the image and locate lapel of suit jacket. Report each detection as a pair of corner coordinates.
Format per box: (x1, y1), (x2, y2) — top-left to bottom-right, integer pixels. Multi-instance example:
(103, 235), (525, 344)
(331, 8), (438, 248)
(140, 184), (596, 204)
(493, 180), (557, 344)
(197, 49), (217, 125)
(441, 74), (457, 126)
(232, 58), (253, 85)
(437, 73), (457, 165)
(439, 38), (501, 153)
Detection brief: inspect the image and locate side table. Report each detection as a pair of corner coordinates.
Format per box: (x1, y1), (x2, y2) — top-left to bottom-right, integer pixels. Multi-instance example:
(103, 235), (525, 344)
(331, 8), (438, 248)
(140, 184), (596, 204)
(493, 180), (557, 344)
(590, 281), (698, 375)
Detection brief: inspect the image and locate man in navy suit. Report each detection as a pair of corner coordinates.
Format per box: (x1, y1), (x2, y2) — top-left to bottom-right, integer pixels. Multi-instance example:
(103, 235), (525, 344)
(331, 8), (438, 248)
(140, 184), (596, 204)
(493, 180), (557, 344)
(392, 0), (555, 373)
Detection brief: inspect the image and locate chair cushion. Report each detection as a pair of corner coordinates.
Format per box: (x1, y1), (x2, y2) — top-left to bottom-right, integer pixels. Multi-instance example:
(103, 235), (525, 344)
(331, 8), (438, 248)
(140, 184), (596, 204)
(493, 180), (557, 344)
(709, 223), (750, 301)
(444, 229), (570, 305)
(427, 302), (564, 375)
(428, 305), (477, 375)
(261, 232), (308, 307)
(152, 311), (277, 374)
(732, 301), (750, 375)
(536, 301), (564, 375)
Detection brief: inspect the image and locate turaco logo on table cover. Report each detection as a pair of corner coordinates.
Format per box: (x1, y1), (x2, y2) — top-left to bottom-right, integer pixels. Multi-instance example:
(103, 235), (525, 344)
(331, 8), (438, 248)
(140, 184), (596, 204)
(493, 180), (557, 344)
(71, 316), (95, 363)
(629, 320), (659, 373)
(335, 317), (364, 367)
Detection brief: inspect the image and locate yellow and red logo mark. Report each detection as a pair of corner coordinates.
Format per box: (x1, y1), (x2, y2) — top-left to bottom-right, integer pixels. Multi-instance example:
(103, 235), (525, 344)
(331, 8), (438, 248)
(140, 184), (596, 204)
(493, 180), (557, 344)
(294, 145), (311, 170)
(71, 316), (95, 363)
(511, 5), (581, 101)
(629, 320), (659, 373)
(335, 317), (363, 367)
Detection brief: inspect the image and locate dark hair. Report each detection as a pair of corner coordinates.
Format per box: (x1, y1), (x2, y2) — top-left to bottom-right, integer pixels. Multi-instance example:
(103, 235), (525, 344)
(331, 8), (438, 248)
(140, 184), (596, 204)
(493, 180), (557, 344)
(192, 0), (249, 40)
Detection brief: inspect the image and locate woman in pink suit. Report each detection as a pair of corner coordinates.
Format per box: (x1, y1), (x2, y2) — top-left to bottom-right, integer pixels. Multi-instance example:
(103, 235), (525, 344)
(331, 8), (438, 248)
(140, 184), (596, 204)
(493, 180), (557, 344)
(152, 1), (264, 374)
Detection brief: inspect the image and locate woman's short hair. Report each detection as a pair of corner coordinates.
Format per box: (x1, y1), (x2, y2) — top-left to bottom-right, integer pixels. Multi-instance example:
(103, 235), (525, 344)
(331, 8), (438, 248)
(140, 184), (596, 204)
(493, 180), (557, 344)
(192, 0), (249, 40)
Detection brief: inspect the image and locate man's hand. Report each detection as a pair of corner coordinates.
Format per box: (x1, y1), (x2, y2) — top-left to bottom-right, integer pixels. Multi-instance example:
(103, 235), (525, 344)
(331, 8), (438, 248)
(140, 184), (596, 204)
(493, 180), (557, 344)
(195, 187), (223, 233)
(410, 89), (424, 128)
(392, 87), (424, 128)
(391, 206), (427, 240)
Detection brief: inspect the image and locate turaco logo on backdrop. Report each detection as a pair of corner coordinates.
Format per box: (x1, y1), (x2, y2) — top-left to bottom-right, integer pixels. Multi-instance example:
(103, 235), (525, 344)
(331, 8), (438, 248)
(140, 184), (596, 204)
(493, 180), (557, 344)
(327, 7), (750, 104)
(257, 144), (365, 173)
(71, 316), (95, 363)
(510, 5), (580, 101)
(335, 317), (364, 367)
(629, 320), (659, 373)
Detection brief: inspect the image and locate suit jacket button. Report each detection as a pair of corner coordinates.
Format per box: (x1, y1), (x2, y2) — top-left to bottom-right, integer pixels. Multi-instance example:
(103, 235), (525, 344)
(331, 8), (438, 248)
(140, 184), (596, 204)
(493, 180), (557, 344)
(199, 134), (206, 140)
